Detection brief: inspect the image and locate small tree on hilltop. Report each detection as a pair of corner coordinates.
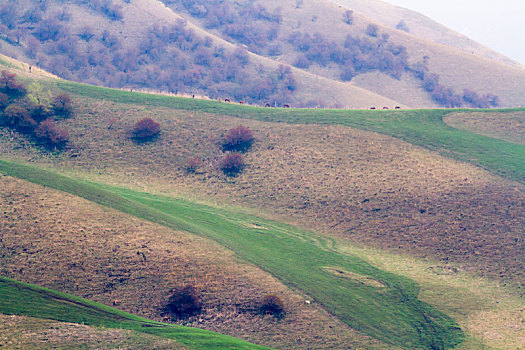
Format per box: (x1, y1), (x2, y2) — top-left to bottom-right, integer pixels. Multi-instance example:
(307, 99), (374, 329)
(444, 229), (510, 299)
(223, 125), (254, 152)
(166, 285), (202, 318)
(34, 119), (69, 149)
(343, 10), (354, 25)
(366, 24), (378, 37)
(131, 117), (160, 141)
(221, 153), (244, 176)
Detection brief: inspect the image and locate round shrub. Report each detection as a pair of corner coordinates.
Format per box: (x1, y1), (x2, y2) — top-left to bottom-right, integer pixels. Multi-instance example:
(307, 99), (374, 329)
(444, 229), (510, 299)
(131, 117), (160, 141)
(2, 104), (36, 132)
(221, 153), (244, 176)
(223, 125), (254, 152)
(260, 294), (284, 316)
(166, 285), (202, 318)
(34, 119), (69, 149)
(52, 93), (73, 117)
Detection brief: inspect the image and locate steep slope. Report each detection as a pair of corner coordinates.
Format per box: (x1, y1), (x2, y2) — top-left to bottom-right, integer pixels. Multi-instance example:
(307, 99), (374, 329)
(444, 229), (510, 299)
(164, 0), (525, 108)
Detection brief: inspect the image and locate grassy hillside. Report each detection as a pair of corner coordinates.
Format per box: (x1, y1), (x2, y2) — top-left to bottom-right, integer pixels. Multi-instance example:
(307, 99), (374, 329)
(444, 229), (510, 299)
(0, 314), (182, 349)
(0, 159), (464, 349)
(0, 277), (267, 349)
(2, 64), (525, 348)
(0, 174), (376, 349)
(56, 80), (525, 184)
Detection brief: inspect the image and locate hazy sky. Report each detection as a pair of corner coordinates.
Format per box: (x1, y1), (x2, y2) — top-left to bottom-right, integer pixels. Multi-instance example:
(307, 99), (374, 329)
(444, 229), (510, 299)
(385, 0), (525, 64)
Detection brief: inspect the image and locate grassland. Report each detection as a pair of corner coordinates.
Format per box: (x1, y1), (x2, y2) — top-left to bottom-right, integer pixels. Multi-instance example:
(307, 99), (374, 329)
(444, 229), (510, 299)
(0, 277), (267, 349)
(0, 314), (180, 349)
(445, 111), (525, 145)
(0, 159), (464, 349)
(57, 81), (525, 184)
(0, 174), (375, 349)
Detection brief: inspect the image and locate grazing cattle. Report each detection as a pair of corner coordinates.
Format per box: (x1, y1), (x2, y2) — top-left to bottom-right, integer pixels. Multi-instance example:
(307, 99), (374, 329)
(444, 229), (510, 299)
(192, 94), (195, 99)
(370, 107), (376, 110)
(283, 104), (290, 108)
(395, 106), (401, 109)
(265, 103), (271, 107)
(225, 98), (230, 103)
(239, 101), (244, 104)
(383, 107), (389, 110)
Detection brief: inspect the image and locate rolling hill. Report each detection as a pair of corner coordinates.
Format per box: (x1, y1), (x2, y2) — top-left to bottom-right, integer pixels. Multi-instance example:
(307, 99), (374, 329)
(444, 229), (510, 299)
(1, 59), (524, 349)
(1, 0), (525, 108)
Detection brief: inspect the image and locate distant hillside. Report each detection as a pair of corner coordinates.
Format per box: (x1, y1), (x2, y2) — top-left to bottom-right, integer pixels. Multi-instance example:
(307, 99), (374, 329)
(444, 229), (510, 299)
(1, 0), (525, 107)
(331, 0), (521, 68)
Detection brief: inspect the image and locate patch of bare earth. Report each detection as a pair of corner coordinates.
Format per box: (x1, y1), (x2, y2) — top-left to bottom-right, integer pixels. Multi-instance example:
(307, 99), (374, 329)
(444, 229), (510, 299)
(0, 314), (179, 349)
(445, 111), (525, 145)
(0, 175), (379, 349)
(2, 99), (524, 291)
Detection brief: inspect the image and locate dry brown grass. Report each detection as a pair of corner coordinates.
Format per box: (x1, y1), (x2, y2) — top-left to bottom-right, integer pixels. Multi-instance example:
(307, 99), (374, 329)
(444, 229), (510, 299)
(445, 111), (525, 145)
(1, 97), (524, 293)
(0, 175), (380, 349)
(0, 314), (180, 349)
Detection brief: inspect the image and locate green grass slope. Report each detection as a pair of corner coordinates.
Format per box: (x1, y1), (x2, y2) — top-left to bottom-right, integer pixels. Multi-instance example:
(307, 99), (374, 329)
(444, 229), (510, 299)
(0, 160), (464, 349)
(0, 276), (267, 350)
(57, 81), (525, 184)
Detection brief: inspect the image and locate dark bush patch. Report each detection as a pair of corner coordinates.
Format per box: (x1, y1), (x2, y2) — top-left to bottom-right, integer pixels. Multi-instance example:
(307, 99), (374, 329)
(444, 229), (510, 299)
(2, 104), (36, 132)
(221, 153), (244, 176)
(131, 117), (160, 141)
(0, 70), (26, 97)
(260, 294), (284, 317)
(52, 93), (73, 117)
(223, 125), (254, 152)
(166, 285), (202, 318)
(34, 118), (69, 149)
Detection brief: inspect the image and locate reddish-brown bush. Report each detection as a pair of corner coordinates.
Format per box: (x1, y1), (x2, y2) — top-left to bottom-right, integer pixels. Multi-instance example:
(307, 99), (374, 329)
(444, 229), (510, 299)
(166, 285), (202, 318)
(34, 119), (69, 148)
(260, 294), (284, 316)
(186, 156), (202, 173)
(221, 153), (244, 176)
(0, 70), (26, 96)
(52, 93), (73, 117)
(2, 104), (36, 132)
(131, 117), (160, 140)
(223, 125), (254, 152)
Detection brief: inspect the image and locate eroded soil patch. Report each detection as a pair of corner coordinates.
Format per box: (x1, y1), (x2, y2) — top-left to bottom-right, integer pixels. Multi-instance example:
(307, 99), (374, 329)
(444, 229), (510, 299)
(322, 267), (385, 288)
